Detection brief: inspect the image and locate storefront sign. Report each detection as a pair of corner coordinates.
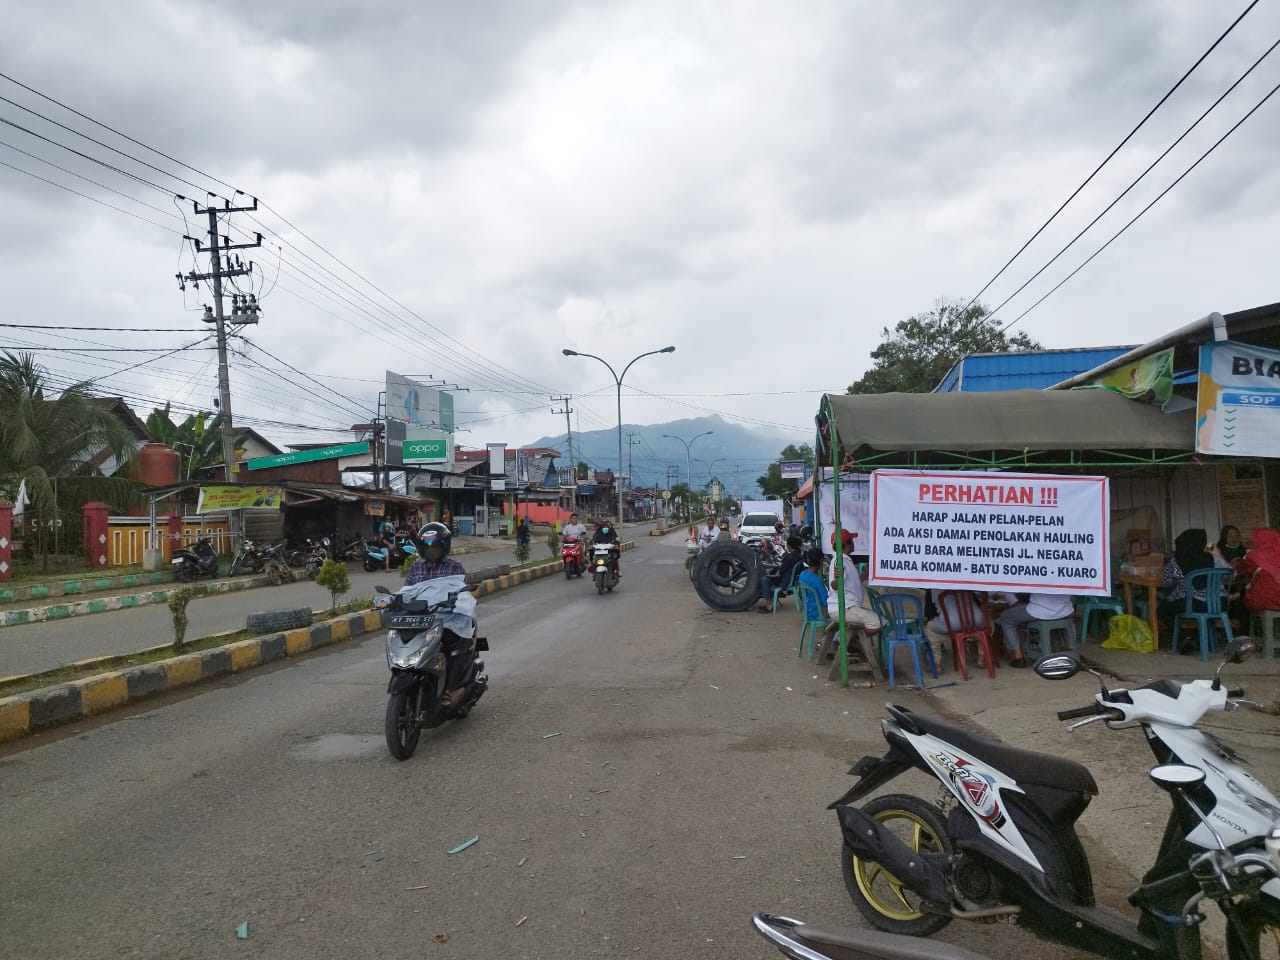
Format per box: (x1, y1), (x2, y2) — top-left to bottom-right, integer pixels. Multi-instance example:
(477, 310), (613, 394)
(196, 485), (283, 513)
(868, 470), (1110, 596)
(779, 459), (806, 480)
(364, 499), (387, 517)
(401, 434), (450, 464)
(245, 441), (369, 472)
(1196, 341), (1280, 457)
(488, 443), (507, 491)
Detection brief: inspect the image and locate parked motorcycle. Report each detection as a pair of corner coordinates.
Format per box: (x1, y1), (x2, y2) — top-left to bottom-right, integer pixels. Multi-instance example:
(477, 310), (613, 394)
(592, 542), (619, 594)
(337, 535), (366, 562)
(364, 536), (418, 573)
(376, 578), (489, 761)
(562, 535), (586, 579)
(172, 537), (219, 582)
(227, 538), (265, 576)
(752, 912), (990, 960)
(834, 639), (1280, 960)
(302, 536), (331, 579)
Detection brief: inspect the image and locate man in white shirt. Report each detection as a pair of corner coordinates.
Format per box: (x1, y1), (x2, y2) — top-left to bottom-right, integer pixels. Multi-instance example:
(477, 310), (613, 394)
(697, 517), (719, 549)
(996, 593), (1075, 668)
(562, 513), (588, 542)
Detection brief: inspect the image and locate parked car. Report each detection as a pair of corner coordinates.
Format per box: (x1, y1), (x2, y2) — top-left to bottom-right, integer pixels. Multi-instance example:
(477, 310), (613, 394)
(736, 511), (783, 545)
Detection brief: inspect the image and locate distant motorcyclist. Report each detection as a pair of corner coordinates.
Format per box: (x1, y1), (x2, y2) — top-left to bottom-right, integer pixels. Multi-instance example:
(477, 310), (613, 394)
(716, 518), (732, 542)
(592, 518), (621, 577)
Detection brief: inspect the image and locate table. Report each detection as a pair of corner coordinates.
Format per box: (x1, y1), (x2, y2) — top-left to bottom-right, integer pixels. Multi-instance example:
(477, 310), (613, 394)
(1119, 572), (1161, 646)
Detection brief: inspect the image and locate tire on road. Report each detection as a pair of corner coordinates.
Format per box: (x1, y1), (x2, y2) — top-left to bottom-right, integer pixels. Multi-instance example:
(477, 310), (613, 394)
(245, 607), (314, 634)
(691, 541), (760, 612)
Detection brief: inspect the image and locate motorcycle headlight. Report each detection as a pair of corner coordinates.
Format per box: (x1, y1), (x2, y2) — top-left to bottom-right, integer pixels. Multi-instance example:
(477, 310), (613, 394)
(386, 623), (443, 670)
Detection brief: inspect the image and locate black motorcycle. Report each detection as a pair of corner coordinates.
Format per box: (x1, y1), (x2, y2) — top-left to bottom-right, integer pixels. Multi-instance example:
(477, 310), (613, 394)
(172, 537), (219, 582)
(227, 538), (265, 576)
(376, 580), (489, 760)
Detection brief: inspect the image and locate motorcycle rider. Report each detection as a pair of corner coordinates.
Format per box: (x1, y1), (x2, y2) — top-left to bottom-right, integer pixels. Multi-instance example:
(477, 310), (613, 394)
(592, 517), (621, 577)
(562, 512), (587, 542)
(404, 521), (471, 708)
(697, 515), (718, 549)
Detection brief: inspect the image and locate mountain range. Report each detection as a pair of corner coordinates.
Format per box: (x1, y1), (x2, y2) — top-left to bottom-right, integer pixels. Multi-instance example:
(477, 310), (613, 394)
(523, 415), (806, 496)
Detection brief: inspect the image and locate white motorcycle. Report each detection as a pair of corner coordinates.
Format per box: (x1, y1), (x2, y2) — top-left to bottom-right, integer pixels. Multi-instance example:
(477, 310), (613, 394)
(835, 639), (1280, 960)
(592, 542), (619, 594)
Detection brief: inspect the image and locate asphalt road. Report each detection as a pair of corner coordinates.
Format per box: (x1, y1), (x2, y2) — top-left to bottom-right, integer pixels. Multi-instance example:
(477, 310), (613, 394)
(2, 532), (1095, 960)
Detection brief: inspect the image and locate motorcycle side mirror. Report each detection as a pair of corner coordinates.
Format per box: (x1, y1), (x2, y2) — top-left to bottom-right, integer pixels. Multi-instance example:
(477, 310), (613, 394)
(1223, 637), (1255, 665)
(1149, 764), (1207, 793)
(374, 584), (391, 595)
(1034, 654), (1080, 680)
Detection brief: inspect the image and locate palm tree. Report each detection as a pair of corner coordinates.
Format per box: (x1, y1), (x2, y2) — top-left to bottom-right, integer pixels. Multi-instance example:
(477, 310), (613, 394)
(0, 352), (140, 568)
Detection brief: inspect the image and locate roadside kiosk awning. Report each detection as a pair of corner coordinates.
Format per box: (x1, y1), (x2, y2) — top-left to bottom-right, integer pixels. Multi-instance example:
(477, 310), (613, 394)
(821, 389), (1194, 468)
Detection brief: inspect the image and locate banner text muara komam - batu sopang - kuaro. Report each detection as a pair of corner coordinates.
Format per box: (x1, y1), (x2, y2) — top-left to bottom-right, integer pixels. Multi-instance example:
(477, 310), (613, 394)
(869, 470), (1109, 596)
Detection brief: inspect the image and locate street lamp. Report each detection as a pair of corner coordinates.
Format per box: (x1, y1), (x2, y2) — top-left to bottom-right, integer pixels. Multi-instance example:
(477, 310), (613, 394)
(562, 345), (676, 530)
(663, 430), (714, 519)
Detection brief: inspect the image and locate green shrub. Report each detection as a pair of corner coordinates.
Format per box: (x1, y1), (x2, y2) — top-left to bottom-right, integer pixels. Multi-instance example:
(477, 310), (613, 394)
(546, 530), (560, 557)
(167, 586), (195, 652)
(513, 542), (530, 564)
(315, 558), (351, 612)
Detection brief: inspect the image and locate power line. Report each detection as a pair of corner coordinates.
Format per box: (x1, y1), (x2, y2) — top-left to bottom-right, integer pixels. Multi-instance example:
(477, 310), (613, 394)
(984, 31), (1280, 327)
(996, 75), (1280, 335)
(960, 0), (1260, 313)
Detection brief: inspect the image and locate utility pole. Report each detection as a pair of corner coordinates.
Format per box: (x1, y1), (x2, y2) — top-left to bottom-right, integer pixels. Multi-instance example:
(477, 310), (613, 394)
(177, 196), (261, 550)
(626, 433), (641, 491)
(552, 395), (574, 512)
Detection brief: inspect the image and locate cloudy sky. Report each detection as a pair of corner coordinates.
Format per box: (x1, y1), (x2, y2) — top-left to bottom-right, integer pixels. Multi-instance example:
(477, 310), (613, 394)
(2, 0), (1279, 472)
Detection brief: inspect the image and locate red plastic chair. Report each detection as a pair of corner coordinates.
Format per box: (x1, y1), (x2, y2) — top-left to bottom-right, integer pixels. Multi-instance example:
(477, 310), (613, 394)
(938, 590), (997, 680)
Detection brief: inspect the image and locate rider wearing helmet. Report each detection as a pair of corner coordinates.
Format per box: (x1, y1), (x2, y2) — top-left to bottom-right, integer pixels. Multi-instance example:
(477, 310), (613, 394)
(592, 517), (621, 577)
(404, 521), (470, 707)
(404, 521), (466, 585)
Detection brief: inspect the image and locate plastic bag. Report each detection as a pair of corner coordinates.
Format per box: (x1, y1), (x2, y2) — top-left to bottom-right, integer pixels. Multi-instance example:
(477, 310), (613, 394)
(1101, 613), (1155, 654)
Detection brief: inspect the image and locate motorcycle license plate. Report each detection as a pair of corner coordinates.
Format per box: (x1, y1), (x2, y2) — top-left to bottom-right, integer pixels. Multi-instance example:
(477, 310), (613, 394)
(390, 615), (433, 629)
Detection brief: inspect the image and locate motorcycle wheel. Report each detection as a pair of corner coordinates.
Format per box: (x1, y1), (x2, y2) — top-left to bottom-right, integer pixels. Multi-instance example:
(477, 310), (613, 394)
(229, 556), (242, 577)
(177, 563), (194, 583)
(1228, 904), (1280, 960)
(384, 690), (421, 760)
(842, 793), (953, 937)
(595, 571), (606, 595)
(565, 563), (573, 580)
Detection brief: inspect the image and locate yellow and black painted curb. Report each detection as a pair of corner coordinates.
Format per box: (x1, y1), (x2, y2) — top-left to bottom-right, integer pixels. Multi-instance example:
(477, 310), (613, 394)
(0, 541), (636, 744)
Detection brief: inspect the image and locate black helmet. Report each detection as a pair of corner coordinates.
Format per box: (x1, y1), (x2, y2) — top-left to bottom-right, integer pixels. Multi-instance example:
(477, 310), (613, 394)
(416, 521), (452, 562)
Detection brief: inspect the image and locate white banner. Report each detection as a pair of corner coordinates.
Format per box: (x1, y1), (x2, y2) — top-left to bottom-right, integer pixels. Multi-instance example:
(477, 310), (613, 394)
(487, 443), (506, 491)
(869, 470), (1110, 596)
(386, 371), (455, 432)
(816, 473), (872, 555)
(1196, 342), (1280, 457)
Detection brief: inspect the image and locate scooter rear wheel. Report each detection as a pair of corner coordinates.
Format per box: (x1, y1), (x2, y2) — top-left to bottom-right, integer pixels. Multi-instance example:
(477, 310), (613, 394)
(385, 691), (422, 760)
(842, 793), (953, 936)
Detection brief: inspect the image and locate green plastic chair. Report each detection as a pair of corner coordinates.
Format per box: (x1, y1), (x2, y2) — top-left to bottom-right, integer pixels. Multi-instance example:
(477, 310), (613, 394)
(1078, 595), (1125, 642)
(1172, 568), (1234, 661)
(772, 563), (801, 614)
(795, 582), (830, 659)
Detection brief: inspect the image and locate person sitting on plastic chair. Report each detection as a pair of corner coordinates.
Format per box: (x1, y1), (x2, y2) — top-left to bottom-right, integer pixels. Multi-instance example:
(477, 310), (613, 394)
(821, 533), (880, 650)
(758, 535), (804, 613)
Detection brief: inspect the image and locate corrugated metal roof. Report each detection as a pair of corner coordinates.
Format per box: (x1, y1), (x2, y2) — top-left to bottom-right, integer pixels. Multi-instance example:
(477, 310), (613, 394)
(935, 347), (1136, 392)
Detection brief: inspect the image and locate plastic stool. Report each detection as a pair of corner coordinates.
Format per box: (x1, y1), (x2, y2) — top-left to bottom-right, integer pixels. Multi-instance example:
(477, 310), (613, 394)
(1025, 618), (1077, 658)
(1252, 610), (1280, 659)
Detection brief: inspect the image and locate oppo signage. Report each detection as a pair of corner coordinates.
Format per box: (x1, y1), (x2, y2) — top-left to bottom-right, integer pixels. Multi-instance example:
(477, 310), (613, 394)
(402, 437), (449, 464)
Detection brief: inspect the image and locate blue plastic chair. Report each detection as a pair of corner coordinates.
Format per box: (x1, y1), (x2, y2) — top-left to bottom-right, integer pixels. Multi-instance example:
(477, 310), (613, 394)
(872, 592), (937, 689)
(1078, 596), (1125, 642)
(772, 563), (801, 614)
(795, 582), (830, 659)
(1172, 568), (1234, 661)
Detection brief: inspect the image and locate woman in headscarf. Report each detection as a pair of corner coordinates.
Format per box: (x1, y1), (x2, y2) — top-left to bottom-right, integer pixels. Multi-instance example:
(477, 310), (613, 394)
(1239, 528), (1280, 613)
(1158, 528), (1229, 652)
(1215, 525), (1248, 564)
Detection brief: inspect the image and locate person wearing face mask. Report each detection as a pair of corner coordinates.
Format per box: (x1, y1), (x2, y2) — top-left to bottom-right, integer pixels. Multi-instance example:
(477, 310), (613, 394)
(593, 517), (621, 577)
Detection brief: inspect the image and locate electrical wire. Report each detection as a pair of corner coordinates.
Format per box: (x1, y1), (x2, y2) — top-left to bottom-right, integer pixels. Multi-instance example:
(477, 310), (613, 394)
(959, 0), (1261, 314)
(995, 75), (1280, 335)
(983, 31), (1280, 328)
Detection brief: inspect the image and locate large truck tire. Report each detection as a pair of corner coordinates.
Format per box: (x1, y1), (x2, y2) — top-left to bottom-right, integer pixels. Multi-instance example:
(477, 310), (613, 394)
(692, 542), (760, 612)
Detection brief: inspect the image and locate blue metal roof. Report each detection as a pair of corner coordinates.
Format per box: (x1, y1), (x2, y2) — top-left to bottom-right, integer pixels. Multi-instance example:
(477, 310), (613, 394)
(934, 347), (1137, 393)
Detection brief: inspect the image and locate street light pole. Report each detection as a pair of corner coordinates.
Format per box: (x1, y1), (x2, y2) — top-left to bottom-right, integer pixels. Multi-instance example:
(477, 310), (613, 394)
(662, 430), (713, 520)
(562, 345), (675, 531)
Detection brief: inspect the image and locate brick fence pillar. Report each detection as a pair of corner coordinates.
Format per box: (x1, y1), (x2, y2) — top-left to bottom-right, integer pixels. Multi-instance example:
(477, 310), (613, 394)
(82, 502), (110, 569)
(167, 514), (184, 562)
(0, 501), (12, 581)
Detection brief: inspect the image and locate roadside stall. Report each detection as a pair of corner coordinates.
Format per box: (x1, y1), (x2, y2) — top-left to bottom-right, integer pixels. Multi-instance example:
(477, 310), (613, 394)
(814, 388), (1196, 684)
